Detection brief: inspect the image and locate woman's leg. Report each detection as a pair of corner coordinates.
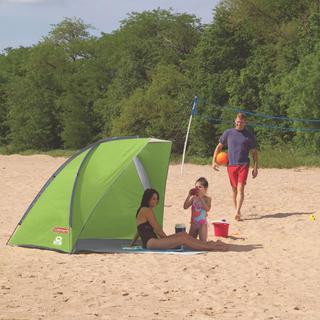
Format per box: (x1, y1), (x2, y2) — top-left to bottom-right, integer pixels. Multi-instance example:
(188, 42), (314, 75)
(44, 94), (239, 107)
(164, 231), (188, 239)
(146, 233), (227, 251)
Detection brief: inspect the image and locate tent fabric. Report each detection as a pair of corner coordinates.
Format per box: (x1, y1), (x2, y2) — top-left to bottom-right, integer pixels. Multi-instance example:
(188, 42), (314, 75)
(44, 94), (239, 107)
(7, 137), (172, 253)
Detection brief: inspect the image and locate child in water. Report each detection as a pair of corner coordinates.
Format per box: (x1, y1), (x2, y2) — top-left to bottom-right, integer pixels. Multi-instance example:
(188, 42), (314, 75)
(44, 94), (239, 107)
(183, 177), (211, 242)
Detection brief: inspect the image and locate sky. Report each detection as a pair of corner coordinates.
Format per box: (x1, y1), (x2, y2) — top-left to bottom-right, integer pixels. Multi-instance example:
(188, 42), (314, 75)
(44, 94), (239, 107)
(0, 0), (221, 51)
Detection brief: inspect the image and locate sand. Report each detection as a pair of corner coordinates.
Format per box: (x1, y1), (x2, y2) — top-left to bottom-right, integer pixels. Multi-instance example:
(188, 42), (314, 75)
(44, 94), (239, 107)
(1, 155), (320, 320)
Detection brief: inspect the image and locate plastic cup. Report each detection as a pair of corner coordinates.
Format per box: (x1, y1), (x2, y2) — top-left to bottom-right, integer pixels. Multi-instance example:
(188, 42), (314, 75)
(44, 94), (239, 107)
(175, 223), (186, 233)
(175, 223), (186, 250)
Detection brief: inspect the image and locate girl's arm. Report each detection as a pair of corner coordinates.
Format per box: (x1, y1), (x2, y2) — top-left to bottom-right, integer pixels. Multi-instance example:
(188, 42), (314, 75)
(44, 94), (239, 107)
(183, 190), (195, 209)
(198, 196), (211, 212)
(145, 208), (167, 238)
(129, 231), (140, 247)
(183, 195), (193, 209)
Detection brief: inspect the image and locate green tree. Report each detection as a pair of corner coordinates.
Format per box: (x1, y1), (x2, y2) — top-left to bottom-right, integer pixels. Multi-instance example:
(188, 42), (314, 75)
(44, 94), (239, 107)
(95, 9), (201, 137)
(0, 54), (9, 145)
(6, 42), (68, 150)
(112, 64), (193, 152)
(8, 77), (59, 150)
(43, 18), (100, 149)
(0, 47), (32, 146)
(280, 46), (320, 152)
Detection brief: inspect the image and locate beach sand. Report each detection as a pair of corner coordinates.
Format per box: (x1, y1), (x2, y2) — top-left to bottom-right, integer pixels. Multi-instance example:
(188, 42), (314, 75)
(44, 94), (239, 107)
(1, 155), (320, 320)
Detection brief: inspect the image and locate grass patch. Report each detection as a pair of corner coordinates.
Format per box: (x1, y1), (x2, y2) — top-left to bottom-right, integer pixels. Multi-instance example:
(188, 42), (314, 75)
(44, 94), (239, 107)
(258, 146), (320, 168)
(173, 146), (320, 168)
(0, 146), (75, 158)
(172, 155), (211, 165)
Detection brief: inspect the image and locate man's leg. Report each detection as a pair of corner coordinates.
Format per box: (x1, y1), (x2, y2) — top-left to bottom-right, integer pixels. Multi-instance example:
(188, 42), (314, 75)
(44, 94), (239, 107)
(235, 165), (249, 220)
(235, 183), (245, 220)
(232, 187), (237, 210)
(227, 166), (239, 219)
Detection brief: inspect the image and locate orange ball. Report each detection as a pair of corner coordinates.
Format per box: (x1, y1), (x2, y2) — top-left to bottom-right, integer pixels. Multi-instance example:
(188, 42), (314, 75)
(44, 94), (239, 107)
(216, 151), (229, 166)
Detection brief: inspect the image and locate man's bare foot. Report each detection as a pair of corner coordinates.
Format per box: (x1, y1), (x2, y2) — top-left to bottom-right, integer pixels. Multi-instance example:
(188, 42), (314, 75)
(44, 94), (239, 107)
(235, 212), (241, 221)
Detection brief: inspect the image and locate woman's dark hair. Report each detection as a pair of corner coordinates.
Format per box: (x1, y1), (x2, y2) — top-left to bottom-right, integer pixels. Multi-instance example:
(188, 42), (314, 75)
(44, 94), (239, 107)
(136, 188), (159, 217)
(196, 177), (208, 188)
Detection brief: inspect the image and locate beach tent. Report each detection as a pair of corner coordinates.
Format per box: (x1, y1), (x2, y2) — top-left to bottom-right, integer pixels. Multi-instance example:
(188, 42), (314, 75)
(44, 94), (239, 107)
(7, 137), (172, 253)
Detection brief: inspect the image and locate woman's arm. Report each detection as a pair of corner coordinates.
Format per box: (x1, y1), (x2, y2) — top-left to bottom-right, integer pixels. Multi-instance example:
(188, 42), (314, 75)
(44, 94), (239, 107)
(129, 231), (140, 247)
(145, 208), (167, 238)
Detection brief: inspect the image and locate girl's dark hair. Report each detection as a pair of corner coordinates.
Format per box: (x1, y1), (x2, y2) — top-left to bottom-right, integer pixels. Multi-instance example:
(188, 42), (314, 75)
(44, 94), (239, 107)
(136, 188), (159, 217)
(196, 177), (208, 188)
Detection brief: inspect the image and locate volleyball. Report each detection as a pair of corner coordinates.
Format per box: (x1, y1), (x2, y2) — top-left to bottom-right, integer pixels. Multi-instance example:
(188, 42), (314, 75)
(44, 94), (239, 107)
(216, 151), (229, 166)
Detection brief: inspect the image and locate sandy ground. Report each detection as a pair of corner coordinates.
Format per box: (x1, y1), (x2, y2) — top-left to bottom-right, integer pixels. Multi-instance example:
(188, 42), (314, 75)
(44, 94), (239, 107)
(1, 155), (320, 320)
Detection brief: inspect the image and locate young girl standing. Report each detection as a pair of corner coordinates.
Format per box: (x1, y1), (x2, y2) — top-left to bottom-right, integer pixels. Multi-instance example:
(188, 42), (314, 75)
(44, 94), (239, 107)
(183, 177), (211, 242)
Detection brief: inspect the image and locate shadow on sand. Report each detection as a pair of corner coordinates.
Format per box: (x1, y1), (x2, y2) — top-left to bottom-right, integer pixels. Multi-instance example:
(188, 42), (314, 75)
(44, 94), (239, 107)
(242, 211), (314, 221)
(227, 235), (246, 240)
(225, 243), (263, 252)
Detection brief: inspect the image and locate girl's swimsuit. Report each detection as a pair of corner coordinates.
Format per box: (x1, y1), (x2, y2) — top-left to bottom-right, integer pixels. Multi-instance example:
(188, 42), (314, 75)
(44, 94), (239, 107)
(137, 221), (157, 248)
(191, 199), (208, 227)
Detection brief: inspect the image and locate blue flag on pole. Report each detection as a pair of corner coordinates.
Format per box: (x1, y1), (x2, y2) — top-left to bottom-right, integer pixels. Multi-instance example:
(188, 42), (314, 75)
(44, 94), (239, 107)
(191, 96), (198, 116)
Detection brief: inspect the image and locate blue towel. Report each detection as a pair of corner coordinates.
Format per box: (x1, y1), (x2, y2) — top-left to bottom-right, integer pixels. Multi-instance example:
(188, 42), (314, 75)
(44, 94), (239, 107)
(122, 246), (207, 255)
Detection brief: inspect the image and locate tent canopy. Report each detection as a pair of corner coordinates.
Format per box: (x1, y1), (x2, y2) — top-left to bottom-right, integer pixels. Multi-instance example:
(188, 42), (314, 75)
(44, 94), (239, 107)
(8, 137), (172, 253)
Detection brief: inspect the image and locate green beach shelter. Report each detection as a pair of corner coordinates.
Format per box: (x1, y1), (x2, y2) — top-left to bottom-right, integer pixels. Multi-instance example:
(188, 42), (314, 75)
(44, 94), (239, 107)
(7, 137), (172, 253)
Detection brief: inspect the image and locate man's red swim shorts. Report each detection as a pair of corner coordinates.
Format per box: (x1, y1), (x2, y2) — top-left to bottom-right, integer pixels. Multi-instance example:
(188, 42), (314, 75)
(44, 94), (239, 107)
(227, 164), (249, 188)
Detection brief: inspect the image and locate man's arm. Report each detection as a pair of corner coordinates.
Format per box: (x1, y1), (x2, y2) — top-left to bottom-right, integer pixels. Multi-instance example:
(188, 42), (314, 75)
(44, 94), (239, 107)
(251, 148), (258, 178)
(212, 143), (224, 171)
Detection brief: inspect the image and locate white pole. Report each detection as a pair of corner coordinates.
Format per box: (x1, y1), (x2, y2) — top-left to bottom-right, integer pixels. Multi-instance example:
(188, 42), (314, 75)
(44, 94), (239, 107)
(181, 96), (198, 175)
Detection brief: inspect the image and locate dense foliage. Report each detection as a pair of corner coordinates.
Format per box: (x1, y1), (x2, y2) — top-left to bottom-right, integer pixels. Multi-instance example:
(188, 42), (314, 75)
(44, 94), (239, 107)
(0, 2), (319, 156)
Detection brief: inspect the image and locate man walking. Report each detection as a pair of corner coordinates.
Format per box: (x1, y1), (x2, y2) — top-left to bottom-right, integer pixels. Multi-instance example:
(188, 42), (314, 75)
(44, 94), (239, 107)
(212, 113), (258, 221)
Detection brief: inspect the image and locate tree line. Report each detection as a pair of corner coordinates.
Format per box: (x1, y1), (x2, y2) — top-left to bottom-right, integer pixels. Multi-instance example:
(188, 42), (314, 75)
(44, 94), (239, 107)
(0, 0), (319, 156)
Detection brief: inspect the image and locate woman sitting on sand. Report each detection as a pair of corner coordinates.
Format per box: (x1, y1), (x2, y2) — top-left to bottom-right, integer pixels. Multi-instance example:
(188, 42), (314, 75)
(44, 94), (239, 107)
(130, 188), (226, 251)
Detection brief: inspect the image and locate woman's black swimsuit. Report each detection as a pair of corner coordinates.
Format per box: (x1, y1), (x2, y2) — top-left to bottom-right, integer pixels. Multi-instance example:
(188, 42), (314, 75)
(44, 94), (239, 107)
(137, 221), (157, 248)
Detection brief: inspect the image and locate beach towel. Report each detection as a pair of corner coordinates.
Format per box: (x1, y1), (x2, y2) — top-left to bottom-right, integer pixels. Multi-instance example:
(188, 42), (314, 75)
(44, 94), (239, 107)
(122, 246), (207, 255)
(74, 239), (207, 254)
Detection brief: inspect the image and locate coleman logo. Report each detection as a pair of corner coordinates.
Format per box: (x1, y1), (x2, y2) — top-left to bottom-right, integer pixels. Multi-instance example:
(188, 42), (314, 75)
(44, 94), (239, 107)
(53, 236), (63, 246)
(53, 227), (69, 234)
